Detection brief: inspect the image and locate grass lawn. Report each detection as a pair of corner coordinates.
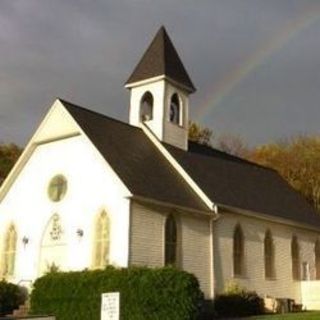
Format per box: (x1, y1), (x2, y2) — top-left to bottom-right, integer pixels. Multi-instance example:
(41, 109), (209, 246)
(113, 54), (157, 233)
(245, 311), (320, 319)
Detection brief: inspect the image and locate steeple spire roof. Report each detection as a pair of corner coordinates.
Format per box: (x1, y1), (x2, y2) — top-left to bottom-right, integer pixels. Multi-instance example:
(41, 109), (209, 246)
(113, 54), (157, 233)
(126, 26), (196, 93)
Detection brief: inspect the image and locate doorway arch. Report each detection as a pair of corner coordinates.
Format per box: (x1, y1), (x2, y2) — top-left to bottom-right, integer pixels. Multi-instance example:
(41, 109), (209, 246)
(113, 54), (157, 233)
(39, 214), (67, 275)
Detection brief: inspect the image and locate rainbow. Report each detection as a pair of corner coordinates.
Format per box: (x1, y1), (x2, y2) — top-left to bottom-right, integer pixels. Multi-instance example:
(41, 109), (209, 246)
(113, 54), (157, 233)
(195, 5), (320, 120)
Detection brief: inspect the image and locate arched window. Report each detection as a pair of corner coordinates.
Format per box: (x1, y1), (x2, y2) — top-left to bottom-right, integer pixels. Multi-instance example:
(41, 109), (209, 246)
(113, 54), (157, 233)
(165, 214), (178, 266)
(291, 236), (300, 280)
(233, 224), (244, 276)
(315, 240), (320, 280)
(140, 91), (153, 122)
(93, 211), (110, 269)
(169, 93), (181, 125)
(2, 224), (17, 277)
(264, 230), (275, 279)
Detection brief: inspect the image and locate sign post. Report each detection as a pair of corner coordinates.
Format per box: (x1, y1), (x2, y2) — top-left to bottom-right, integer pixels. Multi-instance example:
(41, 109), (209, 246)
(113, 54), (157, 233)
(101, 292), (120, 320)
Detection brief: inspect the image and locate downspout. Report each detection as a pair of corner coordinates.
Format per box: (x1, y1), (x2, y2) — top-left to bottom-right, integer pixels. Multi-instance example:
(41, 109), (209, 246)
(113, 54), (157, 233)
(127, 199), (133, 267)
(210, 204), (220, 300)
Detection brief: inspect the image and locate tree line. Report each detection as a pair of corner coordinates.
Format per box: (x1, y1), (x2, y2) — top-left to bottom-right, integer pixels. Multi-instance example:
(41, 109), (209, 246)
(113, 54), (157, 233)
(0, 124), (319, 212)
(0, 144), (21, 185)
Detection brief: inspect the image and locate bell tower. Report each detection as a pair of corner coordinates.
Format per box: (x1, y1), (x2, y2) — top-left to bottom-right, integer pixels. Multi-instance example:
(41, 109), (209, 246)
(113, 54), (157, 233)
(125, 26), (196, 150)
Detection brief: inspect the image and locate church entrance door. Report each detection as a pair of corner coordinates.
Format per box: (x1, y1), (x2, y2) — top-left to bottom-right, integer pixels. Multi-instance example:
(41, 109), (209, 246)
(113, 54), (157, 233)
(39, 214), (67, 275)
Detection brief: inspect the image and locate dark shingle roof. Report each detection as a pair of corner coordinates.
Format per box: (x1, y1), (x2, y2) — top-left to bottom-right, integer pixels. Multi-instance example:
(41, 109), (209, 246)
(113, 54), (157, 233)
(126, 26), (196, 93)
(61, 99), (320, 229)
(61, 100), (207, 212)
(164, 141), (320, 228)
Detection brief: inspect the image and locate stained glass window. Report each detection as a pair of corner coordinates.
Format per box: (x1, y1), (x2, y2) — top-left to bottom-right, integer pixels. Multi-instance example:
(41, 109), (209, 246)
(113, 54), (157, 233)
(48, 175), (67, 202)
(3, 225), (17, 277)
(165, 214), (178, 266)
(233, 224), (244, 276)
(264, 230), (275, 279)
(94, 211), (110, 269)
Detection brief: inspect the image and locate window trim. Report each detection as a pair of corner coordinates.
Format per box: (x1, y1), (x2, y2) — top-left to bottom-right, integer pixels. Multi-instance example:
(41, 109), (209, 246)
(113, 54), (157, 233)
(315, 240), (320, 280)
(233, 224), (245, 277)
(291, 235), (300, 281)
(164, 214), (179, 267)
(2, 224), (17, 277)
(264, 230), (275, 280)
(169, 93), (183, 126)
(93, 211), (111, 269)
(140, 91), (154, 122)
(48, 175), (68, 202)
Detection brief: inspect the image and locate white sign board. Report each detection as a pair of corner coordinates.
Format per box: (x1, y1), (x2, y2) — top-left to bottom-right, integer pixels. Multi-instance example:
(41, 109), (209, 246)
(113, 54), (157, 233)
(101, 292), (120, 320)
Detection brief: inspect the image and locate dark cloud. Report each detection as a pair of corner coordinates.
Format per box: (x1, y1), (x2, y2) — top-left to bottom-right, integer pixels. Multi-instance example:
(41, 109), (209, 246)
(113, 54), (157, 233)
(0, 0), (319, 146)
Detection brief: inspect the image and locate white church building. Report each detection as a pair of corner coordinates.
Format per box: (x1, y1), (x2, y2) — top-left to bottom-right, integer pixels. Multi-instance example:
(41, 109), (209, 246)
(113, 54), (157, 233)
(0, 27), (320, 306)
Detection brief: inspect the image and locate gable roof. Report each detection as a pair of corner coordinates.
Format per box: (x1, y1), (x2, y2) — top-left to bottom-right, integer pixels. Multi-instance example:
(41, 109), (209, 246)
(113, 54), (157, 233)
(60, 99), (320, 229)
(61, 100), (207, 212)
(164, 141), (320, 229)
(126, 26), (196, 93)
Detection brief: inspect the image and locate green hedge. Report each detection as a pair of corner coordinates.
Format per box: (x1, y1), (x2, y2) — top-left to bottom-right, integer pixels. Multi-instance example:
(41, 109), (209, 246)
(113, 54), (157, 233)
(30, 266), (204, 320)
(0, 280), (26, 316)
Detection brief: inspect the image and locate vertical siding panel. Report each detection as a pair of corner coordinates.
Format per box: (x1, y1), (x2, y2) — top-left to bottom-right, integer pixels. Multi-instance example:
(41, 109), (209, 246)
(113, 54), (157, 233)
(180, 214), (211, 297)
(130, 202), (165, 267)
(214, 212), (319, 303)
(130, 202), (212, 297)
(130, 203), (319, 303)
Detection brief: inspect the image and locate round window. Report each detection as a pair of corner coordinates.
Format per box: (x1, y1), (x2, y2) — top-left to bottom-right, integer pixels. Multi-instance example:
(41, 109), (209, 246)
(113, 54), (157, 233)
(48, 175), (67, 202)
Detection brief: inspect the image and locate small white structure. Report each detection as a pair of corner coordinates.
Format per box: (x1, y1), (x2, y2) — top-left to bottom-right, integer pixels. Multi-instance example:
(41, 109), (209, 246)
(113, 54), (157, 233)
(101, 292), (120, 320)
(0, 26), (320, 307)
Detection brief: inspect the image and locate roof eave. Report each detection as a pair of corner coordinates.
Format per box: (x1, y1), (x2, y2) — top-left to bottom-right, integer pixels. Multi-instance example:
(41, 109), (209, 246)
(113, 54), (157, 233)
(218, 203), (320, 233)
(129, 194), (215, 217)
(125, 75), (196, 93)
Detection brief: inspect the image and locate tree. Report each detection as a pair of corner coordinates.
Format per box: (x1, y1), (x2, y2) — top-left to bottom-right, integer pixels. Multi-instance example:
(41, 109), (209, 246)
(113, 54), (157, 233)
(188, 121), (249, 157)
(247, 136), (320, 211)
(188, 121), (213, 146)
(216, 134), (248, 157)
(0, 143), (22, 185)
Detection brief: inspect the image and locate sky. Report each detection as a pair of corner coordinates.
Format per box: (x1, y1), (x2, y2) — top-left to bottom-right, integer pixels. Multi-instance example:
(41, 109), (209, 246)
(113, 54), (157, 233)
(0, 0), (320, 147)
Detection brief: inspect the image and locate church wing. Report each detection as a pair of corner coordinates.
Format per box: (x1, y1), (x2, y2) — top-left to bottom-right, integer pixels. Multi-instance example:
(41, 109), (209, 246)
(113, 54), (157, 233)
(163, 141), (320, 230)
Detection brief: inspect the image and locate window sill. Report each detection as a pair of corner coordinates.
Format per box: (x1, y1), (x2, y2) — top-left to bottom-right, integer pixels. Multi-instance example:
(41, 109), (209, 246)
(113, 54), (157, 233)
(265, 277), (277, 281)
(168, 121), (184, 128)
(232, 275), (248, 280)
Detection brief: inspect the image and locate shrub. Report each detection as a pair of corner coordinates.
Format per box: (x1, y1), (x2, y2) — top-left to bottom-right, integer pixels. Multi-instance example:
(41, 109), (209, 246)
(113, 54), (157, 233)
(214, 286), (264, 318)
(224, 280), (243, 295)
(30, 266), (204, 320)
(0, 280), (26, 316)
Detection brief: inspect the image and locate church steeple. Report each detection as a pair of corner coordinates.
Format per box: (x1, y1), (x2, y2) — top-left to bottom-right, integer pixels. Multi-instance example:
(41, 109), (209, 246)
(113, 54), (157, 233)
(126, 27), (195, 150)
(126, 26), (196, 93)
